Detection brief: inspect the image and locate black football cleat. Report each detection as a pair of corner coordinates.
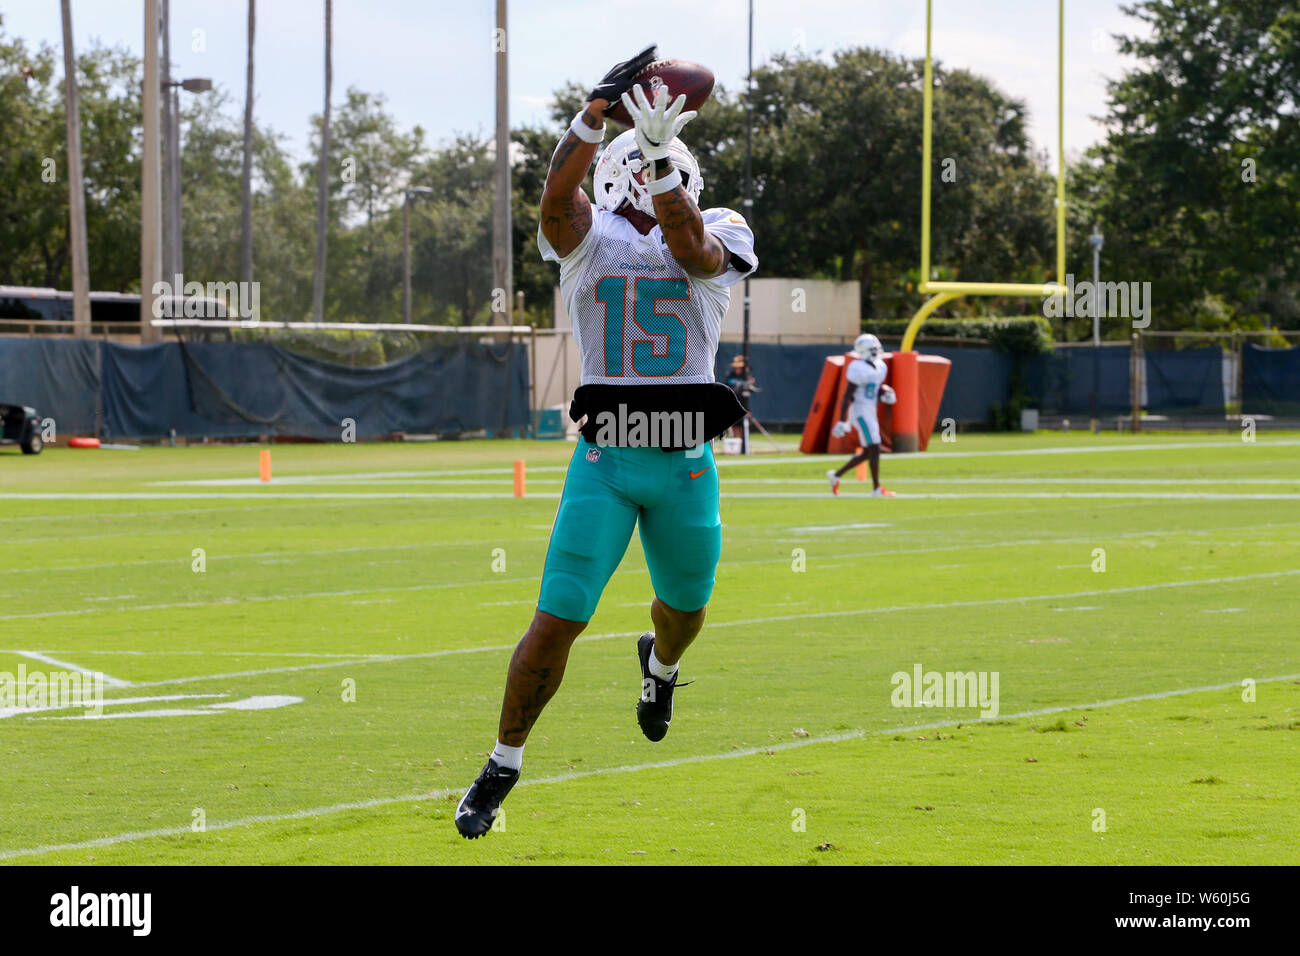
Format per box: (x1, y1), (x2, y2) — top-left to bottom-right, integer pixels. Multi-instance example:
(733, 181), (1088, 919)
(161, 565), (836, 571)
(454, 758), (519, 839)
(636, 632), (689, 742)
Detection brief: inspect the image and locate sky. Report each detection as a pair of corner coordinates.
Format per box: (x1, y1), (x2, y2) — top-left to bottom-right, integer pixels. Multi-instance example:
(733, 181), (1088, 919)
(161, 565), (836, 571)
(2, 0), (1149, 166)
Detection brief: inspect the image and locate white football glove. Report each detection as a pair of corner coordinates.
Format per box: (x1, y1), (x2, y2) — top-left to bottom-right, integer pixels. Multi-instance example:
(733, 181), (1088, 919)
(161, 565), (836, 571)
(879, 384), (897, 405)
(619, 83), (697, 161)
(831, 421), (851, 439)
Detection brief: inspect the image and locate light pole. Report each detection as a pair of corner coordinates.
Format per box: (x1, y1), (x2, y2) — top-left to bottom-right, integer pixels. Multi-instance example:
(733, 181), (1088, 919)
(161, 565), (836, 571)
(161, 75), (212, 284)
(741, 0), (754, 454)
(1089, 224), (1104, 431)
(491, 0), (512, 327)
(60, 0), (91, 338)
(1090, 225), (1104, 346)
(403, 187), (432, 324)
(142, 0), (161, 342)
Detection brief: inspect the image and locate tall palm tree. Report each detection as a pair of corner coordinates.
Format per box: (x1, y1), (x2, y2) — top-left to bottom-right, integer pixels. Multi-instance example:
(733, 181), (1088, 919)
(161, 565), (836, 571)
(239, 0), (255, 288)
(310, 0), (331, 321)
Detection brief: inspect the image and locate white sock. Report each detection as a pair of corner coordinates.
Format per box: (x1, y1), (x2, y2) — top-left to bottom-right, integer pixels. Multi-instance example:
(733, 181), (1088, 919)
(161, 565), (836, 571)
(648, 645), (679, 681)
(491, 741), (523, 771)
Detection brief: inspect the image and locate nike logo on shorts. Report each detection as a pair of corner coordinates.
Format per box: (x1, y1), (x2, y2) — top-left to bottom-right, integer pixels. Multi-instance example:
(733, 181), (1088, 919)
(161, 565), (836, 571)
(689, 468), (711, 479)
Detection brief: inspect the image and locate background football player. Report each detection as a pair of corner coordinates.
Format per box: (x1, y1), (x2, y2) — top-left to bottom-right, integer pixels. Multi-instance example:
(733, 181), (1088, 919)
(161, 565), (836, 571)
(827, 333), (896, 498)
(456, 46), (758, 838)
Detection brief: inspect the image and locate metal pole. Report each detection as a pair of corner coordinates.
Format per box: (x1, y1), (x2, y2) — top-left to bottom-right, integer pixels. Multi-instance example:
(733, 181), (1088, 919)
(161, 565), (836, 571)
(920, 0), (933, 288)
(403, 193), (411, 324)
(141, 0), (162, 343)
(1092, 239), (1101, 347)
(1091, 228), (1100, 432)
(310, 0), (332, 323)
(492, 0), (512, 326)
(172, 83), (183, 277)
(1131, 331), (1141, 432)
(1055, 0), (1065, 284)
(160, 0), (172, 283)
(1089, 224), (1104, 431)
(239, 0), (256, 288)
(60, 0), (91, 338)
(741, 0), (753, 455)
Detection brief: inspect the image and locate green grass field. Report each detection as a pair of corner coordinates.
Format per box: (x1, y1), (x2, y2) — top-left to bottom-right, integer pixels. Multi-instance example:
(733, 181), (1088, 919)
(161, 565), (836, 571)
(1, 431), (1297, 865)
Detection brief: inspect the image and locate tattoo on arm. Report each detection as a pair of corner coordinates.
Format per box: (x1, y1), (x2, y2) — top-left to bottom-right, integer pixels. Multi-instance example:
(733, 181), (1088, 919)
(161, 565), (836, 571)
(541, 124), (599, 256)
(548, 133), (583, 176)
(653, 184), (726, 277)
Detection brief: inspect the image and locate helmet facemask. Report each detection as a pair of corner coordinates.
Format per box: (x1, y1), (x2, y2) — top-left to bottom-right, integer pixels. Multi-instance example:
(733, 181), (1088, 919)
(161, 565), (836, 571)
(593, 129), (704, 219)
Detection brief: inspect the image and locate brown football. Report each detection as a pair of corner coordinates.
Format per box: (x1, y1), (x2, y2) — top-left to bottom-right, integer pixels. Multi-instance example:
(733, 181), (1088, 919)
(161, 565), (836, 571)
(605, 59), (715, 128)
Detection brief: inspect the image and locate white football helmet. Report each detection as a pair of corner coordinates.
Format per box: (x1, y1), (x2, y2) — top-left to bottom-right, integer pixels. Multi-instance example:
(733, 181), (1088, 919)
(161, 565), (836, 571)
(593, 129), (703, 218)
(854, 333), (882, 361)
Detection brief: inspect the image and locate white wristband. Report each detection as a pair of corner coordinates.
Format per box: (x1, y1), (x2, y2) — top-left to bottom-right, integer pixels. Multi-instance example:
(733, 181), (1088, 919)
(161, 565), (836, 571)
(646, 166), (682, 196)
(569, 111), (605, 144)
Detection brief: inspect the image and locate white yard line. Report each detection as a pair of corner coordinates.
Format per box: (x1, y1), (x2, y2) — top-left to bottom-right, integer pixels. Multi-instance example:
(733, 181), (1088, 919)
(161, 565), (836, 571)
(148, 476), (1300, 488)
(3, 671), (1296, 862)
(722, 492), (1300, 500)
(0, 694), (227, 720)
(7, 515), (1298, 621)
(0, 522), (1208, 579)
(0, 502), (360, 524)
(6, 536), (550, 576)
(11, 651), (132, 688)
(0, 574), (548, 623)
(2, 492), (541, 500)
(714, 439), (1300, 466)
(722, 476), (1300, 485)
(9, 490), (1300, 502)
(10, 437), (1295, 501)
(151, 466), (571, 486)
(100, 567), (1300, 688)
(0, 649), (395, 659)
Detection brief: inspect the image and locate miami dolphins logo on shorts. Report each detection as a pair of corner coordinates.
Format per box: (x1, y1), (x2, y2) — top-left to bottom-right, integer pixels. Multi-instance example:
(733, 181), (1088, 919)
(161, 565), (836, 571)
(586, 448), (601, 463)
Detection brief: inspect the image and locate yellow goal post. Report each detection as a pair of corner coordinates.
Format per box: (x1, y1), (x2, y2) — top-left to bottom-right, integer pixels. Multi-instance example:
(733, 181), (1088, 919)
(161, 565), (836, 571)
(902, 0), (1068, 353)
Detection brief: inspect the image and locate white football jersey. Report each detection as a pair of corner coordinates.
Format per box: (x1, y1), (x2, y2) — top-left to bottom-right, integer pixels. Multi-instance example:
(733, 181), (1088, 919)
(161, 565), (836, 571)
(846, 357), (888, 411)
(539, 206), (758, 386)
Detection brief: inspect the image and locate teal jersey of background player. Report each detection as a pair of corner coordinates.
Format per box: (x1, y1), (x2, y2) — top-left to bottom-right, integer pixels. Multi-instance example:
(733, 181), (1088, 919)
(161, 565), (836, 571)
(538, 206), (757, 387)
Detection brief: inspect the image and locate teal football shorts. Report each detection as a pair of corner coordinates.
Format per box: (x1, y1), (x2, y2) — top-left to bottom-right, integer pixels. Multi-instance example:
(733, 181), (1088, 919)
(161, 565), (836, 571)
(537, 438), (722, 623)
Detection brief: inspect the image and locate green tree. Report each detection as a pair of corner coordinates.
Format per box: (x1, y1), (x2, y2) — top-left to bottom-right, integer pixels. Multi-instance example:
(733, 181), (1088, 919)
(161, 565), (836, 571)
(1081, 0), (1300, 332)
(532, 50), (1057, 320)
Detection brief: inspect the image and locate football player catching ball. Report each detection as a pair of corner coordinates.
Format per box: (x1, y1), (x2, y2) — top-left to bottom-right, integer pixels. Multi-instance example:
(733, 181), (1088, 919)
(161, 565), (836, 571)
(455, 45), (758, 838)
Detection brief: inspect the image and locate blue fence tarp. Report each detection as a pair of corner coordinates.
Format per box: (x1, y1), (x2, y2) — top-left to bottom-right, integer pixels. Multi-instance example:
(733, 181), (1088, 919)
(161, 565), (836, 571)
(1, 338), (529, 441)
(1242, 344), (1300, 417)
(714, 342), (833, 425)
(7, 335), (1276, 440)
(1026, 347), (1131, 416)
(921, 347), (1014, 425)
(715, 342), (1011, 425)
(0, 337), (100, 435)
(175, 341), (529, 440)
(1145, 347), (1224, 416)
